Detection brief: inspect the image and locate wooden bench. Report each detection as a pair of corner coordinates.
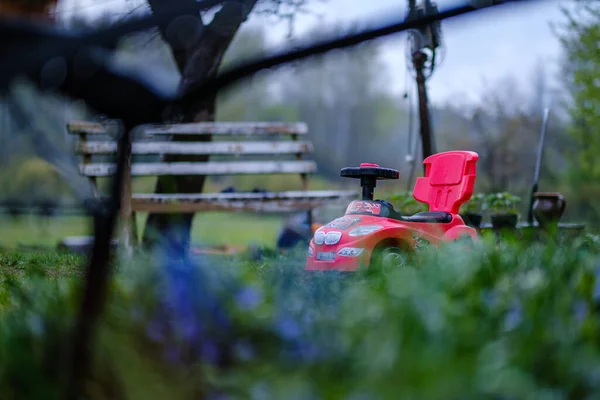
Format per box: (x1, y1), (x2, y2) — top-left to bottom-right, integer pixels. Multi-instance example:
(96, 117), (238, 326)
(67, 120), (358, 250)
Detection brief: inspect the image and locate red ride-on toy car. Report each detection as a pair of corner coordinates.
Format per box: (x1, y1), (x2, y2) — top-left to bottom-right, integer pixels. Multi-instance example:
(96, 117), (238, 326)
(305, 150), (479, 272)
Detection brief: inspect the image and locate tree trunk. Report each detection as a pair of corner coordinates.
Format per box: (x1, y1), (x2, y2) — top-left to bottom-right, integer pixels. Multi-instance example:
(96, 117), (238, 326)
(142, 0), (258, 248)
(0, 0), (58, 20)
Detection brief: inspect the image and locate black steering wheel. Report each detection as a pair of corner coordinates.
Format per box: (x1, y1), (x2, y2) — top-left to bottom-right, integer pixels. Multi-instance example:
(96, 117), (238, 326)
(340, 163), (399, 200)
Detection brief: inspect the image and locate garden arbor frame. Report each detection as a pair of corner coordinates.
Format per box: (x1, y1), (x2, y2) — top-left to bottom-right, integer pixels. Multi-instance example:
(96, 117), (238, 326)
(0, 0), (529, 398)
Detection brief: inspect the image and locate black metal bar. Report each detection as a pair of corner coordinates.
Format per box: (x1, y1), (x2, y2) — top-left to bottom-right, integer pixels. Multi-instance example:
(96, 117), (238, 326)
(0, 0), (229, 90)
(527, 107), (550, 226)
(406, 81), (418, 192)
(0, 1), (537, 398)
(66, 121), (132, 400)
(0, 1), (530, 119)
(176, 1), (529, 108)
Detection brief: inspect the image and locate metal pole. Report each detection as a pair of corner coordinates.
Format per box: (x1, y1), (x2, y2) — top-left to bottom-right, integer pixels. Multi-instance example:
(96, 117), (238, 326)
(407, 130), (420, 191)
(413, 50), (434, 174)
(526, 107), (550, 226)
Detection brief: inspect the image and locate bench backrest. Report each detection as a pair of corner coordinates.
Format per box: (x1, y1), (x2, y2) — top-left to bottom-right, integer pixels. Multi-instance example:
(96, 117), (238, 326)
(67, 121), (317, 189)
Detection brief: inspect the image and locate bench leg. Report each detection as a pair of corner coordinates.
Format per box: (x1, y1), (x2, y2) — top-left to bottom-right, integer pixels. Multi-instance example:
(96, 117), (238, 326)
(119, 212), (137, 257)
(119, 139), (136, 257)
(307, 209), (314, 233)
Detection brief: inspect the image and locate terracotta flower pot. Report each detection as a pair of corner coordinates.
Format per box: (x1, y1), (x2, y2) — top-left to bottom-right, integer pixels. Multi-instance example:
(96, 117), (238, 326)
(533, 192), (566, 228)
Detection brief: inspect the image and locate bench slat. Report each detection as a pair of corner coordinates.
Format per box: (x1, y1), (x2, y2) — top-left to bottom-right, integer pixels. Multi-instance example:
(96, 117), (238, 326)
(67, 121), (115, 135)
(131, 190), (359, 213)
(75, 141), (314, 155)
(80, 161), (318, 177)
(67, 121), (308, 136)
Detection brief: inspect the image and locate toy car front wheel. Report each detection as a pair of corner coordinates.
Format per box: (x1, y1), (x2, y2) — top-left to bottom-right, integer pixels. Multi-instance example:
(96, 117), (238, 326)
(371, 246), (410, 275)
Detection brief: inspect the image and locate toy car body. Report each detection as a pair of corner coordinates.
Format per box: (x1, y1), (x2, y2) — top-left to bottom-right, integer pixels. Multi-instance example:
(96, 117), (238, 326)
(305, 150), (479, 272)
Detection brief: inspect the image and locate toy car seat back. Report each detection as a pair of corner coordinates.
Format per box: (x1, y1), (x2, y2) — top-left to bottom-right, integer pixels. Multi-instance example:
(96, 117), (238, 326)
(413, 151), (479, 214)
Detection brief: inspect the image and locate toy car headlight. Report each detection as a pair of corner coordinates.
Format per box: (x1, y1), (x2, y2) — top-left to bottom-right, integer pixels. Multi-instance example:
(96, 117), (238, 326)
(337, 247), (364, 257)
(314, 231), (325, 245)
(348, 225), (383, 237)
(324, 231), (342, 245)
(308, 246), (314, 257)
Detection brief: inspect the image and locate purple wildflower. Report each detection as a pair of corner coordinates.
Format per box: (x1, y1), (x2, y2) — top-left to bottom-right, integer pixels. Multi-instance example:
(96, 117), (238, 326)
(200, 339), (221, 365)
(235, 286), (263, 310)
(481, 289), (498, 309)
(275, 315), (302, 340)
(503, 301), (522, 331)
(280, 337), (321, 363)
(234, 341), (255, 362)
(206, 393), (233, 400)
(594, 266), (600, 302)
(250, 382), (271, 400)
(146, 319), (165, 342)
(574, 301), (588, 322)
(159, 249), (202, 341)
(147, 225), (234, 365)
(165, 346), (182, 364)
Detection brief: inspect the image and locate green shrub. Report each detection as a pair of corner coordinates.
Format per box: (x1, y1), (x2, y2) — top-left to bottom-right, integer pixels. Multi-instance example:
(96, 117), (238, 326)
(486, 192), (521, 215)
(463, 193), (485, 214)
(1, 157), (71, 204)
(389, 191), (428, 214)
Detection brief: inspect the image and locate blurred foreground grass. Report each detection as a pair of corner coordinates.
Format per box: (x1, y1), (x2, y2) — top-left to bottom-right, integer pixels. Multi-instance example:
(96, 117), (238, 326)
(2, 233), (600, 399)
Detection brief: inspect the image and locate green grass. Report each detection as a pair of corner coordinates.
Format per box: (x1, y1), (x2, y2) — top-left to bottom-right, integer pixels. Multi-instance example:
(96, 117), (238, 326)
(0, 212), (286, 249)
(2, 235), (600, 399)
(0, 215), (92, 248)
(3, 172), (600, 398)
(1, 173), (346, 250)
(0, 250), (85, 280)
(138, 212), (285, 246)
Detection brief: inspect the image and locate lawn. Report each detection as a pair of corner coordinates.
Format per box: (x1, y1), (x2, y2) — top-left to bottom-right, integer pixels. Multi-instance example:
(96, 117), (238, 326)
(0, 250), (85, 281)
(0, 173), (355, 250)
(3, 171), (598, 398)
(0, 212), (286, 249)
(1, 233), (600, 398)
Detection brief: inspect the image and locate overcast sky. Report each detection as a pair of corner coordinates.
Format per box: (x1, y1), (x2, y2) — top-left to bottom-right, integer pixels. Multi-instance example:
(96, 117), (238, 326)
(56, 0), (572, 105)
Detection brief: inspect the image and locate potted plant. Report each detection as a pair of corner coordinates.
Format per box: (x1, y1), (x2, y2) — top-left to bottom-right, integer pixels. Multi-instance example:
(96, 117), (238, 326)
(389, 191), (410, 210)
(389, 191), (428, 215)
(487, 192), (521, 229)
(401, 194), (429, 215)
(460, 193), (484, 228)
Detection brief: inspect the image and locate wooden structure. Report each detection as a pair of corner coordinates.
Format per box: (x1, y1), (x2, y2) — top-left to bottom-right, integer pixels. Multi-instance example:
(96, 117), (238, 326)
(0, 0), (58, 20)
(67, 120), (358, 249)
(480, 222), (585, 239)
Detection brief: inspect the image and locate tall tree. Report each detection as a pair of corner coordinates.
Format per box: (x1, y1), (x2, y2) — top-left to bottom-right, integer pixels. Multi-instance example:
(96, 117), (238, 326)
(216, 26), (271, 121)
(439, 66), (569, 197)
(556, 1), (600, 222)
(280, 27), (401, 177)
(141, 0), (268, 247)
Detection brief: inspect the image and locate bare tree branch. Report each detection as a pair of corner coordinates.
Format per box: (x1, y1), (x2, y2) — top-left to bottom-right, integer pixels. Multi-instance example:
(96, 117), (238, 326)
(147, 0), (205, 71)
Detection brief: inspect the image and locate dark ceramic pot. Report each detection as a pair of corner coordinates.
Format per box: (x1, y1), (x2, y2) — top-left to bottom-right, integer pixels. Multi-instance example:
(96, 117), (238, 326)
(533, 192), (566, 228)
(460, 213), (482, 228)
(491, 213), (518, 230)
